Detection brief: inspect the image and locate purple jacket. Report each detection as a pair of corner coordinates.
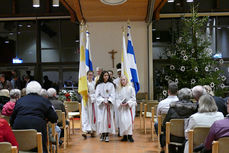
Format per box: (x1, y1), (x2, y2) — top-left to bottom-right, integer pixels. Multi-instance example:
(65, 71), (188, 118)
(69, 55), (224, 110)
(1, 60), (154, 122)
(204, 117), (229, 150)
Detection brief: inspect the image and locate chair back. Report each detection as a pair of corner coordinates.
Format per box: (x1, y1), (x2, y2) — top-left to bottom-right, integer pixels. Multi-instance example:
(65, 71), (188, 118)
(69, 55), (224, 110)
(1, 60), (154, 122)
(217, 137), (229, 153)
(146, 100), (158, 112)
(170, 119), (185, 137)
(0, 142), (12, 153)
(13, 129), (42, 153)
(64, 101), (80, 112)
(136, 92), (148, 102)
(193, 127), (210, 148)
(56, 110), (63, 123)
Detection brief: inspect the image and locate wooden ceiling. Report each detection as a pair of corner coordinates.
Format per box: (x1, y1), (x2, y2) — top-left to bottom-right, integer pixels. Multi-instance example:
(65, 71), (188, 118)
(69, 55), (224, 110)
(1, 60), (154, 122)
(60, 0), (167, 22)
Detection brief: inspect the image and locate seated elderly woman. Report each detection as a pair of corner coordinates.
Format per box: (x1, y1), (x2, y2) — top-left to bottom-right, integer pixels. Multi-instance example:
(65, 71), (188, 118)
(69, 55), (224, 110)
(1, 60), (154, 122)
(0, 89), (10, 111)
(10, 81), (58, 153)
(2, 89), (21, 116)
(184, 94), (224, 153)
(160, 88), (197, 153)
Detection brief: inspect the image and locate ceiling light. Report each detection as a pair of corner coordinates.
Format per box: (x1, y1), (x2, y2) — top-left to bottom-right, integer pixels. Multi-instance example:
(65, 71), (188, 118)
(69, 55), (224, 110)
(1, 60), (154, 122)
(53, 0), (59, 7)
(217, 27), (221, 30)
(75, 40), (79, 43)
(33, 0), (40, 8)
(156, 37), (160, 40)
(4, 41), (9, 44)
(18, 24), (23, 27)
(187, 0), (193, 2)
(9, 33), (14, 35)
(168, 0), (174, 2)
(152, 28), (156, 31)
(27, 24), (31, 28)
(100, 0), (127, 5)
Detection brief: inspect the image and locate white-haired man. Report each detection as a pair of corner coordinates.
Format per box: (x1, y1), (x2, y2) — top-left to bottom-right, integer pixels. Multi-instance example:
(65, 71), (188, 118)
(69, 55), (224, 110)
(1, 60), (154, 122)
(47, 88), (66, 115)
(192, 85), (207, 102)
(11, 81), (58, 153)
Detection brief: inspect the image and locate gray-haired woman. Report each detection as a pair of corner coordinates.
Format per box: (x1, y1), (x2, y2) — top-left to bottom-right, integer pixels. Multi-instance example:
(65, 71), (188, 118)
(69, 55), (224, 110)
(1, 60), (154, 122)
(2, 89), (21, 116)
(184, 94), (224, 153)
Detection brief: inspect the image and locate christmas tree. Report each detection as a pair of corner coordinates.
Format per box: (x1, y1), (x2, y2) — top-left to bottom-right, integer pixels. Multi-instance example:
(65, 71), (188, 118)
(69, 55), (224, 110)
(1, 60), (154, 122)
(157, 6), (226, 99)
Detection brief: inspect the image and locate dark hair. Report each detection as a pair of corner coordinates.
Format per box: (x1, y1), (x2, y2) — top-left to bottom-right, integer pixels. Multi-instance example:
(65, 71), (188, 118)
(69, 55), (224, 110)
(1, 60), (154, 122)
(87, 70), (94, 75)
(168, 82), (178, 95)
(95, 71), (115, 89)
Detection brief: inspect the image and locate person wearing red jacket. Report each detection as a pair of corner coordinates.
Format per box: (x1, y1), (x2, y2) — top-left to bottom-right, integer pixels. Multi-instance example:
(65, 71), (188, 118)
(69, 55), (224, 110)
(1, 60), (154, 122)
(2, 89), (21, 116)
(0, 118), (18, 148)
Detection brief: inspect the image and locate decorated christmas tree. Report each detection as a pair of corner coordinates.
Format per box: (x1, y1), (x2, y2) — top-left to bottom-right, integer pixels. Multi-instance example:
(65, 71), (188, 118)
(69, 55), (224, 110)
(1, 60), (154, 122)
(157, 6), (226, 99)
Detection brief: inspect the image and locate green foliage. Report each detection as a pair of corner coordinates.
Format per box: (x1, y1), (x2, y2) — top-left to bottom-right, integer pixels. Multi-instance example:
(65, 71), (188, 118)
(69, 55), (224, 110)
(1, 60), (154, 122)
(157, 5), (226, 98)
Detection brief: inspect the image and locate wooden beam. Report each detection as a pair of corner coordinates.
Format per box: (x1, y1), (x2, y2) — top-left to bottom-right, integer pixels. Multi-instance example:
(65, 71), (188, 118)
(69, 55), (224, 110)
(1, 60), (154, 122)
(154, 0), (167, 20)
(60, 0), (77, 22)
(46, 0), (51, 13)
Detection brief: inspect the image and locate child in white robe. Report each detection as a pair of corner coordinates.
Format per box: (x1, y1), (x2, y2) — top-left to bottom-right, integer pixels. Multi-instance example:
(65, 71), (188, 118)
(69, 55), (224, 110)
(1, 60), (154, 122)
(95, 71), (116, 142)
(81, 71), (97, 139)
(116, 75), (136, 142)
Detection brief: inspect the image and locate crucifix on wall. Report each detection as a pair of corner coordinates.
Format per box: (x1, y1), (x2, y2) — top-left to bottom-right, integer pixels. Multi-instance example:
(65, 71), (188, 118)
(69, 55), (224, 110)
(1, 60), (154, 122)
(108, 49), (118, 68)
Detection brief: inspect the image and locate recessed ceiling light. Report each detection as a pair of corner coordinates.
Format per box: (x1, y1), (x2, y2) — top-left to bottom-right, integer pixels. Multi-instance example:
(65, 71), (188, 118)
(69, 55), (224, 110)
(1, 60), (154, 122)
(152, 28), (156, 31)
(187, 0), (193, 2)
(217, 27), (221, 30)
(100, 0), (127, 5)
(75, 40), (79, 43)
(4, 41), (9, 44)
(33, 0), (40, 7)
(168, 0), (174, 2)
(156, 37), (160, 40)
(27, 24), (31, 28)
(53, 0), (59, 7)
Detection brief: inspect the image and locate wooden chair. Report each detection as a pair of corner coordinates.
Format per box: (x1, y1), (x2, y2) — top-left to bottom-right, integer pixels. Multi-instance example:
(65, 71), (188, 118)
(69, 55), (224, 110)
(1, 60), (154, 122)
(188, 127), (210, 153)
(165, 119), (185, 153)
(139, 100), (158, 133)
(13, 129), (43, 153)
(64, 101), (81, 134)
(56, 110), (69, 149)
(47, 123), (59, 153)
(151, 107), (155, 141)
(212, 137), (229, 153)
(0, 142), (17, 153)
(158, 113), (167, 150)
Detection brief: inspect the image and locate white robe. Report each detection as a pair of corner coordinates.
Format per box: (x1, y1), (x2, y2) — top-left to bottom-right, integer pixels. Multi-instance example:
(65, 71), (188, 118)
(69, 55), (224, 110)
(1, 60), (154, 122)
(116, 86), (136, 136)
(96, 82), (116, 134)
(113, 77), (120, 129)
(81, 81), (97, 132)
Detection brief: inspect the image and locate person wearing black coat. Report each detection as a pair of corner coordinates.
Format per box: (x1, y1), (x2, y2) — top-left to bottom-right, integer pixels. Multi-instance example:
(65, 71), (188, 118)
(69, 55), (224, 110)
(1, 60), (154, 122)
(10, 81), (58, 153)
(160, 88), (197, 153)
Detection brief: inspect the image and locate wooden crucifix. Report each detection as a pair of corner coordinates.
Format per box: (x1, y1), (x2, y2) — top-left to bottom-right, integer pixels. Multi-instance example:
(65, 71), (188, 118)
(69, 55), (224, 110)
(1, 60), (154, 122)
(108, 49), (118, 68)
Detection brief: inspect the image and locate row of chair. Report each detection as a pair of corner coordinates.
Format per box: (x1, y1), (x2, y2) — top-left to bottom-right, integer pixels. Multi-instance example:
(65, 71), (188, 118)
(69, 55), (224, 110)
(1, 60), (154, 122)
(139, 100), (229, 153)
(0, 129), (43, 153)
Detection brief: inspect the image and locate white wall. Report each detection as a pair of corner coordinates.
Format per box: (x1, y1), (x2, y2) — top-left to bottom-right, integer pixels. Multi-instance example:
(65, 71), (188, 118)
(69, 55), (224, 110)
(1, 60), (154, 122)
(87, 21), (148, 92)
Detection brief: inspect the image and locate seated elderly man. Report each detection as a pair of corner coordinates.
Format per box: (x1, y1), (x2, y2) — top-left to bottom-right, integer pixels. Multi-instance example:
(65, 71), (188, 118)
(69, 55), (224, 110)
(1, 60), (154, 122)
(2, 89), (21, 116)
(47, 88), (66, 115)
(10, 81), (58, 153)
(160, 88), (197, 153)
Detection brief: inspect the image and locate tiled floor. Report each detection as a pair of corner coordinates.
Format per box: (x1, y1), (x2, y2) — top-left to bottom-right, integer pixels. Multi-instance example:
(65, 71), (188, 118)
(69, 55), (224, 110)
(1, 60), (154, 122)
(60, 117), (160, 153)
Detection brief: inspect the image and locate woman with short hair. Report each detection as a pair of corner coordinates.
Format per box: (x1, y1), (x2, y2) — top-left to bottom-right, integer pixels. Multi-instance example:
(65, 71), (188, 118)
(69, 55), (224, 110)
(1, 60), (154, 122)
(184, 94), (224, 153)
(10, 81), (58, 153)
(2, 89), (21, 116)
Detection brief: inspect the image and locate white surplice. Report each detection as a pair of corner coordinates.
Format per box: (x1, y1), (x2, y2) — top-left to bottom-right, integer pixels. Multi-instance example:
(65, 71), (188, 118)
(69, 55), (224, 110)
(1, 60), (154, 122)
(116, 85), (136, 136)
(96, 82), (116, 134)
(81, 80), (97, 132)
(113, 77), (120, 129)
